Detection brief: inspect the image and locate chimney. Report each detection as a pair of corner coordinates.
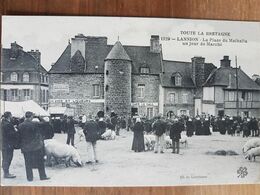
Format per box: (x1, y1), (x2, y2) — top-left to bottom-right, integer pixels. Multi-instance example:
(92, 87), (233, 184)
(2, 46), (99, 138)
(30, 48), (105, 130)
(191, 56), (205, 87)
(85, 36), (108, 45)
(150, 35), (161, 53)
(71, 33), (87, 59)
(10, 41), (23, 59)
(28, 49), (41, 64)
(220, 56), (231, 67)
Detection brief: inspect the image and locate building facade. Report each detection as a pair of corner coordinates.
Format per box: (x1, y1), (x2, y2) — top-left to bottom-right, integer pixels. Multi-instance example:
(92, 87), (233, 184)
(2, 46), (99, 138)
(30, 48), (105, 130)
(1, 42), (49, 110)
(202, 56), (260, 117)
(49, 34), (162, 118)
(49, 34), (260, 118)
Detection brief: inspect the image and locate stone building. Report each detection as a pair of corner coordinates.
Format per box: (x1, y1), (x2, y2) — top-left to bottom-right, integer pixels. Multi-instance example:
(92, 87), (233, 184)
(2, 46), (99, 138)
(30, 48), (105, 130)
(159, 57), (216, 117)
(49, 34), (161, 118)
(49, 34), (260, 118)
(202, 56), (260, 117)
(1, 42), (49, 110)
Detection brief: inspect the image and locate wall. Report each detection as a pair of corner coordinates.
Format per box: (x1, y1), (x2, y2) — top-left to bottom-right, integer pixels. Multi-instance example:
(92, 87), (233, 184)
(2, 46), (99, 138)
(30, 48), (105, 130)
(203, 87), (215, 101)
(104, 59), (132, 117)
(163, 87), (194, 116)
(131, 74), (160, 118)
(2, 0), (260, 195)
(49, 73), (104, 116)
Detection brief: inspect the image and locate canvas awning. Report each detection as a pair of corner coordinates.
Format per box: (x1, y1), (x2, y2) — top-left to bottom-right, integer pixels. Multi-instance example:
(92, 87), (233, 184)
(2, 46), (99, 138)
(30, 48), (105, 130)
(0, 100), (50, 118)
(48, 106), (74, 116)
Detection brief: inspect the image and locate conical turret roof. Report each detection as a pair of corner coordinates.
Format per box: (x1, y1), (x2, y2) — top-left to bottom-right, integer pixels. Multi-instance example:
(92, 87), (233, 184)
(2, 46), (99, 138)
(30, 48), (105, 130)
(105, 41), (131, 61)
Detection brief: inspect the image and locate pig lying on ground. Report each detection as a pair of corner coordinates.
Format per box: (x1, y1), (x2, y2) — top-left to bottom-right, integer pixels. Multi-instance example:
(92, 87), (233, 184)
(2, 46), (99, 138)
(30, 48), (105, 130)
(165, 135), (188, 149)
(144, 134), (156, 151)
(245, 146), (260, 161)
(180, 135), (188, 148)
(165, 136), (172, 149)
(242, 138), (260, 153)
(101, 129), (116, 140)
(44, 139), (82, 167)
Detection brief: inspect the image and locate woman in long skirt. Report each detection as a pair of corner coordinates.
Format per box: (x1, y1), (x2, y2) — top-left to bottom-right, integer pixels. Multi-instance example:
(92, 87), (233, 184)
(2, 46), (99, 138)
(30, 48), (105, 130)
(131, 117), (145, 152)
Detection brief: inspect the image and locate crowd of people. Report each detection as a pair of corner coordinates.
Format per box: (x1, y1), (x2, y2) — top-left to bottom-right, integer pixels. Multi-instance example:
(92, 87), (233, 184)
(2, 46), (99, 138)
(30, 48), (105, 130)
(1, 109), (260, 182)
(130, 114), (260, 154)
(1, 110), (127, 181)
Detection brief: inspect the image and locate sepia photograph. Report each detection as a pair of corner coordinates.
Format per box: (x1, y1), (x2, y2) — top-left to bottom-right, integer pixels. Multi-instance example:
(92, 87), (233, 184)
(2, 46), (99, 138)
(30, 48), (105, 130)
(1, 16), (260, 186)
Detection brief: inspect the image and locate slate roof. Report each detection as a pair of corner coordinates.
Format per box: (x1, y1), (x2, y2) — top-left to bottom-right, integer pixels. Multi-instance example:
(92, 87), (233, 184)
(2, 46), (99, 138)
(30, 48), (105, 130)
(49, 39), (162, 74)
(160, 60), (195, 88)
(70, 50), (85, 73)
(1, 48), (47, 73)
(203, 66), (260, 90)
(105, 41), (131, 61)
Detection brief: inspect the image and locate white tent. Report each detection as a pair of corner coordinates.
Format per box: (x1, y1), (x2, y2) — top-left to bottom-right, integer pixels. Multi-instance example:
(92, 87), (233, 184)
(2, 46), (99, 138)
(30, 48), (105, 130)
(0, 100), (50, 118)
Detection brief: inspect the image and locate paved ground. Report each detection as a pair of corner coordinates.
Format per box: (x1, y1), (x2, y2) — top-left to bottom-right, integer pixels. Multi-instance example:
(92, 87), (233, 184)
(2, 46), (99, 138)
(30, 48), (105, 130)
(2, 128), (260, 186)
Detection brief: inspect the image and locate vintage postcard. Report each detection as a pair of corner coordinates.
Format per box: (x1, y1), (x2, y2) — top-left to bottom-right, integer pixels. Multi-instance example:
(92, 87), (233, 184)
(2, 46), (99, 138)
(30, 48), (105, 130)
(1, 16), (260, 186)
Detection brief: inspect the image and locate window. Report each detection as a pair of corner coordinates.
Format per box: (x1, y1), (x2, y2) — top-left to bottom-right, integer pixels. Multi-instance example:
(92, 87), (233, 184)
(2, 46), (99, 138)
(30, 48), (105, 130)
(3, 90), (7, 101)
(140, 67), (150, 74)
(23, 72), (29, 82)
(137, 84), (145, 98)
(10, 72), (18, 82)
(175, 75), (182, 86)
(241, 91), (253, 101)
(46, 90), (49, 101)
(11, 89), (18, 100)
(147, 108), (154, 119)
(169, 93), (175, 103)
(228, 91), (235, 101)
(182, 94), (188, 103)
(106, 70), (109, 75)
(42, 90), (46, 103)
(23, 89), (30, 100)
(242, 91), (246, 100)
(172, 73), (182, 86)
(247, 92), (252, 101)
(93, 84), (100, 97)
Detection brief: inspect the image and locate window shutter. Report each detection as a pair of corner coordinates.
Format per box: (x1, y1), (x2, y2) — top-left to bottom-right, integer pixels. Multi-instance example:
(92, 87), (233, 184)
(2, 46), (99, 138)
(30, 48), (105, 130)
(18, 89), (21, 101)
(7, 90), (11, 101)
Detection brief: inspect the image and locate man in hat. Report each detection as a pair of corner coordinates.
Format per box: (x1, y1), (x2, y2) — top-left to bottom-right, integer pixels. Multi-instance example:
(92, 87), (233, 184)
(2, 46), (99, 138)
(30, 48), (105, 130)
(1, 111), (17, 178)
(66, 116), (77, 146)
(83, 115), (99, 164)
(152, 114), (167, 153)
(170, 118), (182, 154)
(17, 111), (49, 181)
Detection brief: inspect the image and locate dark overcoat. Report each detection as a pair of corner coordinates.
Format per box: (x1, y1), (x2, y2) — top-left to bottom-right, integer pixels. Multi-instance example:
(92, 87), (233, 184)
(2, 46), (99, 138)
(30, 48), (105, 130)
(131, 122), (145, 152)
(83, 120), (99, 143)
(17, 120), (44, 153)
(1, 118), (19, 150)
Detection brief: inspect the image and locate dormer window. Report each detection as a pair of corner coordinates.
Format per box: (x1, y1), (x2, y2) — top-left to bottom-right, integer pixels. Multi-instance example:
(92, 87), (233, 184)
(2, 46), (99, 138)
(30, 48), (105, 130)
(23, 72), (29, 82)
(175, 75), (182, 86)
(10, 72), (18, 82)
(171, 72), (182, 86)
(140, 67), (150, 74)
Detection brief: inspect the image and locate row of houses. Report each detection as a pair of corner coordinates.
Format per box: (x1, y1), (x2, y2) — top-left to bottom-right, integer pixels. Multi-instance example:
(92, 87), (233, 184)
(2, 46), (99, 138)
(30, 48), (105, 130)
(1, 34), (260, 118)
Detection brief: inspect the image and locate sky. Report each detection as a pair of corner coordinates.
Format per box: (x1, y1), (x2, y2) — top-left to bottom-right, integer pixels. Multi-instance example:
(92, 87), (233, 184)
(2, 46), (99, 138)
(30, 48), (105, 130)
(2, 16), (260, 76)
